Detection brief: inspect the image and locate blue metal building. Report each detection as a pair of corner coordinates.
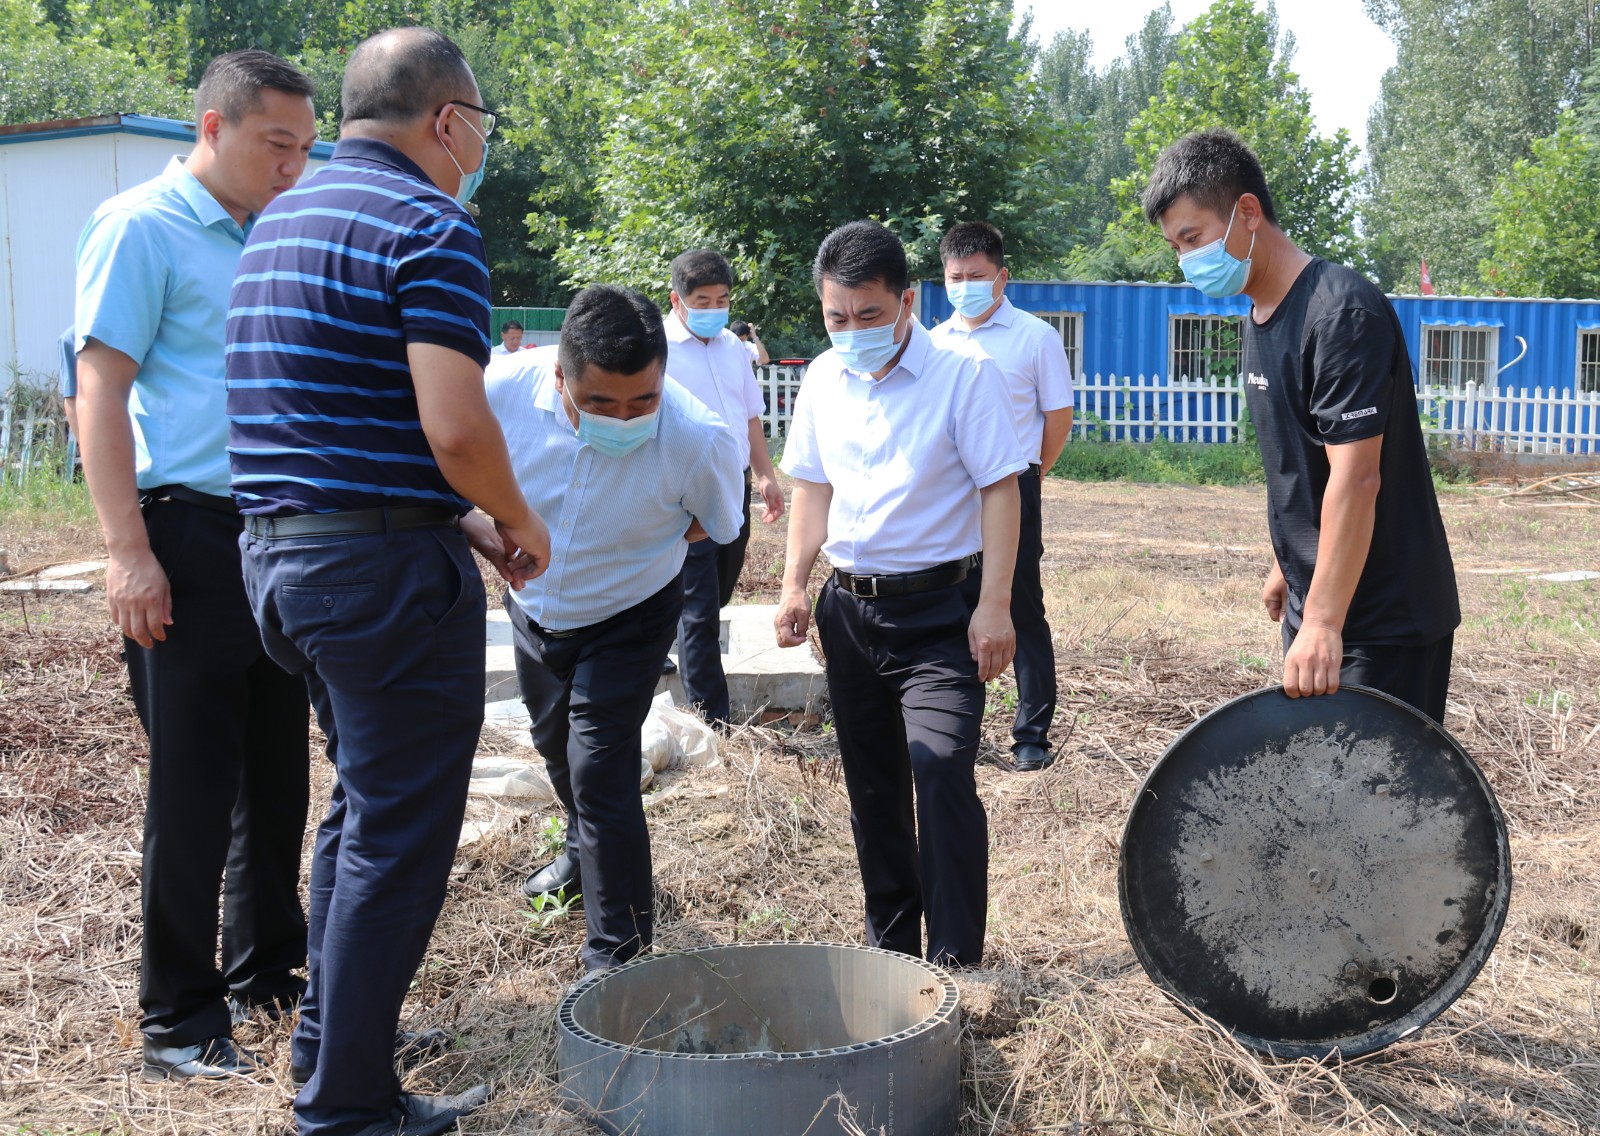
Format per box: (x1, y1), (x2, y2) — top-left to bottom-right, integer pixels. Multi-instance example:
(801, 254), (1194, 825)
(919, 280), (1600, 394)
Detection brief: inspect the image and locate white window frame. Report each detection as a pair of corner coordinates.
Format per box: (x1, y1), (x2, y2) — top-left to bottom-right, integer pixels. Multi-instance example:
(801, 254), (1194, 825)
(1167, 315), (1242, 381)
(1030, 311), (1084, 380)
(1421, 323), (1499, 390)
(1578, 328), (1600, 394)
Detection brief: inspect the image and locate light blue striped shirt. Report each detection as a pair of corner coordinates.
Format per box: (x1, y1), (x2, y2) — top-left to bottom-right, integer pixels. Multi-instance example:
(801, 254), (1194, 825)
(485, 347), (745, 631)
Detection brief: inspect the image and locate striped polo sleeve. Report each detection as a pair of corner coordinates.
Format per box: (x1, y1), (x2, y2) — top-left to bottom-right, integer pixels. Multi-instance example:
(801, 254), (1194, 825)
(226, 139), (491, 516)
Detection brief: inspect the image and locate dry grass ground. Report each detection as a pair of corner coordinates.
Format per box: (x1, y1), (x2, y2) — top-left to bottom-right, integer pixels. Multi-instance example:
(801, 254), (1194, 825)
(2, 478), (1599, 1135)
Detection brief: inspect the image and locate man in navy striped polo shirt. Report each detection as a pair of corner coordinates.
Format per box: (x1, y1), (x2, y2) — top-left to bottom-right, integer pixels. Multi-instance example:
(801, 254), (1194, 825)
(227, 27), (548, 1136)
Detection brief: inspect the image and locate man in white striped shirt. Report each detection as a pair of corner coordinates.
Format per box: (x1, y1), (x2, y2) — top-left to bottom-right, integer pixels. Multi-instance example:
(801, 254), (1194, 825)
(485, 285), (743, 971)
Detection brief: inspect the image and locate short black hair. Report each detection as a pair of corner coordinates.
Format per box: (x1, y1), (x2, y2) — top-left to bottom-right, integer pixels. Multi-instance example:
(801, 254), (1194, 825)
(559, 285), (668, 380)
(812, 220), (908, 295)
(939, 222), (1004, 269)
(341, 27), (474, 127)
(500, 320), (523, 333)
(670, 249), (734, 298)
(1142, 128), (1278, 226)
(194, 50), (314, 125)
(729, 320), (751, 338)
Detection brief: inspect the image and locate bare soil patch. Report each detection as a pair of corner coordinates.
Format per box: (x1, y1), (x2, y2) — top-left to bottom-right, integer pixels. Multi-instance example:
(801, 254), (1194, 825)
(3, 479), (1598, 1134)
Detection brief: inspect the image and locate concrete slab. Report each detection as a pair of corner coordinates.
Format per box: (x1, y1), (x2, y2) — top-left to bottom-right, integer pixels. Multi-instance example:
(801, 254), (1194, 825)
(482, 603), (826, 718)
(39, 560), (106, 579)
(0, 579), (92, 594)
(1533, 570), (1600, 583)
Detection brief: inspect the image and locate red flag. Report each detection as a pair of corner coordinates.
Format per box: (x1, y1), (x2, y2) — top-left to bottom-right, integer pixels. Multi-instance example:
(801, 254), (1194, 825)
(1419, 258), (1435, 296)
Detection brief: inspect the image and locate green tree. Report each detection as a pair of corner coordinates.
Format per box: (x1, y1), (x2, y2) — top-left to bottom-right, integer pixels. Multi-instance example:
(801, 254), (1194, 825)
(1037, 6), (1177, 247)
(520, 0), (1077, 354)
(1081, 0), (1360, 283)
(1362, 0), (1597, 293)
(0, 0), (191, 124)
(1480, 111), (1600, 300)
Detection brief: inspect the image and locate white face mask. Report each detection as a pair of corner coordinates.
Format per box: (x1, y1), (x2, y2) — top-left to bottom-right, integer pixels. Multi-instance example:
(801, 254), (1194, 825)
(828, 301), (908, 373)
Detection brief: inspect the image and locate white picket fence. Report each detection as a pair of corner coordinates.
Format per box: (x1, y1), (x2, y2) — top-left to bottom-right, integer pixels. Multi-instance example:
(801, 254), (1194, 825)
(1420, 381), (1600, 455)
(756, 367), (1600, 454)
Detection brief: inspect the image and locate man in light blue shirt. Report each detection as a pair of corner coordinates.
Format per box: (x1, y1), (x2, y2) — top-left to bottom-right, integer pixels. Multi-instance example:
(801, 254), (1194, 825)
(485, 285), (742, 971)
(73, 50), (320, 1083)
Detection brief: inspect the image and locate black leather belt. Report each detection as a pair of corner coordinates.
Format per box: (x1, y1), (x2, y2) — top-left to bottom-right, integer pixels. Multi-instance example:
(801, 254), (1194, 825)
(834, 554), (980, 599)
(244, 506), (459, 539)
(142, 484), (239, 515)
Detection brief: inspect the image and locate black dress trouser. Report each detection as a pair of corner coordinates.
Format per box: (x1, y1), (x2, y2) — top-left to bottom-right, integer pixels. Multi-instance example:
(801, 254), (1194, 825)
(508, 580), (684, 970)
(1282, 623), (1455, 724)
(1010, 467), (1057, 747)
(813, 572), (989, 967)
(130, 499), (310, 1045)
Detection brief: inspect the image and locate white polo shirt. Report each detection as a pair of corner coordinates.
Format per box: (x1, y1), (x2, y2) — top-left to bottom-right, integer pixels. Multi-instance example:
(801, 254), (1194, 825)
(781, 320), (1029, 574)
(665, 312), (763, 467)
(485, 346), (745, 631)
(929, 297), (1075, 461)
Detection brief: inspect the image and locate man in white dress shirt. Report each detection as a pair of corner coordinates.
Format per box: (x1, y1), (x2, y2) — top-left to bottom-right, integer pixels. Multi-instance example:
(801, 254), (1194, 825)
(486, 285), (743, 971)
(930, 222), (1075, 773)
(775, 221), (1027, 967)
(664, 249), (785, 726)
(490, 319), (523, 355)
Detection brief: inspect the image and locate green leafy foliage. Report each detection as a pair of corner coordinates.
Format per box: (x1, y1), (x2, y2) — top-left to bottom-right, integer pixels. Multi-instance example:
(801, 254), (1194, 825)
(1480, 111), (1600, 300)
(521, 0), (1078, 355)
(0, 0), (190, 123)
(1085, 0), (1361, 283)
(1051, 437), (1265, 485)
(1361, 0), (1597, 293)
(1036, 7), (1178, 251)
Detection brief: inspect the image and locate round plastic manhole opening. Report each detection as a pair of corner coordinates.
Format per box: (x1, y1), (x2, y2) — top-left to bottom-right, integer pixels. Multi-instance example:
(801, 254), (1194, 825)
(556, 942), (962, 1135)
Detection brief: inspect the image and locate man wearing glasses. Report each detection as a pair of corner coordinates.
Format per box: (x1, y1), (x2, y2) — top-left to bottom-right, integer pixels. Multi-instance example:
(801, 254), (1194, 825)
(227, 27), (547, 1136)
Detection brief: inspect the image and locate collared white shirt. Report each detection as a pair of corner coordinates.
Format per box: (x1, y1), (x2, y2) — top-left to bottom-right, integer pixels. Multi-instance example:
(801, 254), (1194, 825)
(665, 311), (762, 467)
(781, 320), (1029, 574)
(490, 342), (512, 355)
(486, 346), (745, 630)
(930, 297), (1075, 461)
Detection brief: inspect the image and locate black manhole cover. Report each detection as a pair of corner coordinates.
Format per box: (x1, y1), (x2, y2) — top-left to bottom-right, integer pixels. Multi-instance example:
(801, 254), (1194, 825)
(1119, 685), (1511, 1058)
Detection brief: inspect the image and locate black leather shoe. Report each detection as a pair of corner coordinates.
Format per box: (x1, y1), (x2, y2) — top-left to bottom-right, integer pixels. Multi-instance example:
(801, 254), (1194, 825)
(1012, 742), (1055, 772)
(228, 989), (303, 1025)
(291, 1026), (455, 1088)
(347, 1085), (491, 1136)
(142, 1036), (261, 1082)
(522, 851), (580, 898)
(662, 656), (679, 675)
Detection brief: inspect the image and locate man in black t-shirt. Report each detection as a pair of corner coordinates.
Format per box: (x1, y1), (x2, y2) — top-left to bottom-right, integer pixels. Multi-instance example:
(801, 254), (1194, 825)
(1141, 129), (1459, 722)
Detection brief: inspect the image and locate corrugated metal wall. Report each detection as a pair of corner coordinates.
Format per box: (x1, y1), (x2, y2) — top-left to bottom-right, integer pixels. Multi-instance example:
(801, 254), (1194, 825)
(922, 280), (1600, 393)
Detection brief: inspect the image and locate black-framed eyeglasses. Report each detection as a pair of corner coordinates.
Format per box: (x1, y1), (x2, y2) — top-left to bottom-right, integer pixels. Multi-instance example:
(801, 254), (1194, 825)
(446, 99), (499, 138)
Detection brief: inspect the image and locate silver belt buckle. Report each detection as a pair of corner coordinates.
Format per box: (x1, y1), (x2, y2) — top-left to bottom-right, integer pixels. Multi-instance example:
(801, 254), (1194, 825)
(860, 574), (879, 598)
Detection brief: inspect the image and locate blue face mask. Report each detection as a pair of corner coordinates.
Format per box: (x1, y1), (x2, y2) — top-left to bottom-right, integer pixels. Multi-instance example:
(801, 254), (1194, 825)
(564, 384), (659, 457)
(1178, 200), (1255, 298)
(683, 306), (729, 338)
(947, 279), (999, 319)
(441, 114), (488, 204)
(828, 303), (908, 374)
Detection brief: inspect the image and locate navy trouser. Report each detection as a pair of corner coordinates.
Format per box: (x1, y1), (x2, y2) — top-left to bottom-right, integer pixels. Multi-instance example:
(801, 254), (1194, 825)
(240, 522), (485, 1136)
(813, 573), (989, 967)
(508, 579), (682, 970)
(679, 538), (731, 725)
(1282, 623), (1455, 724)
(1010, 467), (1056, 748)
(132, 499), (310, 1045)
(714, 468), (753, 608)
